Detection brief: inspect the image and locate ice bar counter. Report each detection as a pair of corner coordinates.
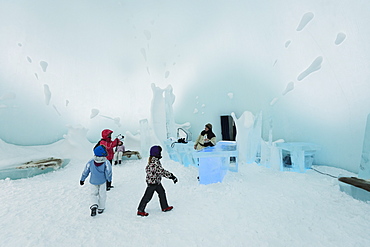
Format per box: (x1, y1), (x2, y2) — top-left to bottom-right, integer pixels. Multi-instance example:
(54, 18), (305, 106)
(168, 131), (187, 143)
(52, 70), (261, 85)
(192, 141), (238, 185)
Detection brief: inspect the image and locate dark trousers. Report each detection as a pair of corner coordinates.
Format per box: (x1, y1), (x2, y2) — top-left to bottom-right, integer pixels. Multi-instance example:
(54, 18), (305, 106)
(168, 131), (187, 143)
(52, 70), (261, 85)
(138, 183), (169, 211)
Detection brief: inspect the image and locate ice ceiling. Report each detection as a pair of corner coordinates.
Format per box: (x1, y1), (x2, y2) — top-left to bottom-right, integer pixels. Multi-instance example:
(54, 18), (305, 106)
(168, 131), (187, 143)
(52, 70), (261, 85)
(1, 0), (370, 172)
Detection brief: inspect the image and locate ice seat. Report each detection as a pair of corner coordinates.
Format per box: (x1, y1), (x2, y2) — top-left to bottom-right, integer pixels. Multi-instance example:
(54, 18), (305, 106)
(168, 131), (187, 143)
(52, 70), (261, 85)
(276, 142), (320, 173)
(338, 177), (370, 202)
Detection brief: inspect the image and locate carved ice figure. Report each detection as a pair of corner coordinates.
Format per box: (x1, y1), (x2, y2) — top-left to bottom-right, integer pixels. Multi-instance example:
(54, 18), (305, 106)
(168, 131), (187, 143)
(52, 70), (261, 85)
(164, 85), (176, 139)
(231, 111), (262, 164)
(260, 139), (284, 170)
(150, 84), (167, 143)
(150, 83), (177, 144)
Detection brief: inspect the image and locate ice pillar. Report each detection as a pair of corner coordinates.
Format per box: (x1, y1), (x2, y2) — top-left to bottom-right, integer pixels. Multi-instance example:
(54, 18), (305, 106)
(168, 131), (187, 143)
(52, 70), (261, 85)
(150, 83), (177, 146)
(359, 113), (370, 179)
(231, 111), (262, 164)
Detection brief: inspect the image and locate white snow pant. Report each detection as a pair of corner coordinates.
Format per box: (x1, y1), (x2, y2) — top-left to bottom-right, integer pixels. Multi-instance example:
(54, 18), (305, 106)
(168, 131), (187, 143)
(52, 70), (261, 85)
(90, 183), (107, 210)
(113, 151), (123, 162)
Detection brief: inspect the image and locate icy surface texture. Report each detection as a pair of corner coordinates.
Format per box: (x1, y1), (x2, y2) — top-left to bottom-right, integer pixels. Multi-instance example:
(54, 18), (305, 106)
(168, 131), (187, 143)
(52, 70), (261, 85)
(275, 142), (320, 173)
(359, 114), (370, 179)
(231, 111), (262, 164)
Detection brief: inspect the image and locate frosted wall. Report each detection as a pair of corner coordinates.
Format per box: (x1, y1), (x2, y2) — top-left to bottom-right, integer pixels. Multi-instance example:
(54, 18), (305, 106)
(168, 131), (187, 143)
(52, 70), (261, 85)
(1, 0), (370, 172)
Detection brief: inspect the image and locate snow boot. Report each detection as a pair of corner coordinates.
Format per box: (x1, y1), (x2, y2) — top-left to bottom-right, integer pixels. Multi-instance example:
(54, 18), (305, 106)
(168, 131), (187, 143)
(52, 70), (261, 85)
(137, 211), (149, 216)
(90, 204), (98, 216)
(98, 209), (104, 214)
(162, 206), (173, 212)
(114, 161), (118, 165)
(118, 160), (122, 165)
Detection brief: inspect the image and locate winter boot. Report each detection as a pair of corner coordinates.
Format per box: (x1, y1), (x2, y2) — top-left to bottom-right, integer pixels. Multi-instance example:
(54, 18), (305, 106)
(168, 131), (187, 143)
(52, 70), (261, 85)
(114, 161), (118, 165)
(118, 160), (122, 165)
(137, 211), (149, 216)
(90, 204), (98, 216)
(98, 209), (104, 214)
(162, 206), (173, 212)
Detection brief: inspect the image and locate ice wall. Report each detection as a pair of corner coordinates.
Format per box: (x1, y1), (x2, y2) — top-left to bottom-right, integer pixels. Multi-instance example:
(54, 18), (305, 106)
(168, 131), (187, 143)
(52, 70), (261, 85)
(1, 1), (370, 172)
(359, 114), (370, 179)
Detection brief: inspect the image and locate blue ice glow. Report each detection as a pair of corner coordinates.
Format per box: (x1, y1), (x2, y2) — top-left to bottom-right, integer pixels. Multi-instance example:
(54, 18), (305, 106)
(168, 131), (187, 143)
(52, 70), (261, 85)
(275, 142), (320, 173)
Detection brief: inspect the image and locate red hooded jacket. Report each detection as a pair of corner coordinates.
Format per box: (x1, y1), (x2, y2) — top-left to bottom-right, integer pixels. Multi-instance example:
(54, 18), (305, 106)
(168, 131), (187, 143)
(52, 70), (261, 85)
(99, 129), (119, 161)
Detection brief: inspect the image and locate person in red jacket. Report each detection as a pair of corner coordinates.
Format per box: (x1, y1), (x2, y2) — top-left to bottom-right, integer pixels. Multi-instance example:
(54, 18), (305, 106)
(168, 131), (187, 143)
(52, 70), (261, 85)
(99, 129), (120, 191)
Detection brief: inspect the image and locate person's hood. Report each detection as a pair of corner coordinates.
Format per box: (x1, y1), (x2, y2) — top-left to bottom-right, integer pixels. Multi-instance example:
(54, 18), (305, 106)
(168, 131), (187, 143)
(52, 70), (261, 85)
(101, 129), (113, 140)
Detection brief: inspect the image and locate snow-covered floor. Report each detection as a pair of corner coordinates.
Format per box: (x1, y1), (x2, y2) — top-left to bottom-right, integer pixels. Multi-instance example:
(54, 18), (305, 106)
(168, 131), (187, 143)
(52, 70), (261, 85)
(1, 141), (370, 247)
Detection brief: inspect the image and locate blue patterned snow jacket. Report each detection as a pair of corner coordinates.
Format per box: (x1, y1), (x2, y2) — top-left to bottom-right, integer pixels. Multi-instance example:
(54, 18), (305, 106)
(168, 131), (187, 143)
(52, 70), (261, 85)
(80, 158), (112, 185)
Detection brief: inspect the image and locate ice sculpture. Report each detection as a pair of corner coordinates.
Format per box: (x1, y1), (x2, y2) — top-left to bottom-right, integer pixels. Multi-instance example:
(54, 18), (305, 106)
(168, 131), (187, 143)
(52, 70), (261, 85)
(164, 85), (177, 139)
(150, 83), (177, 143)
(231, 111), (262, 164)
(260, 125), (284, 171)
(139, 83), (189, 158)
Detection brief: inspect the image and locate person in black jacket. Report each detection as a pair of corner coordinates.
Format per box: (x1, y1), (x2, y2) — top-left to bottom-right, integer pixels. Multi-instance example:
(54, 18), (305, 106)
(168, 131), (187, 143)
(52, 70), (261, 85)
(137, 145), (178, 216)
(194, 123), (216, 150)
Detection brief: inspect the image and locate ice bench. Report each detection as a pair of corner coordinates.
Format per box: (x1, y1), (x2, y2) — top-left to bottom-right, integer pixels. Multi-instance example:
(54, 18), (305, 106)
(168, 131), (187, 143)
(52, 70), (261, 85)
(338, 177), (370, 202)
(275, 142), (320, 173)
(122, 151), (142, 159)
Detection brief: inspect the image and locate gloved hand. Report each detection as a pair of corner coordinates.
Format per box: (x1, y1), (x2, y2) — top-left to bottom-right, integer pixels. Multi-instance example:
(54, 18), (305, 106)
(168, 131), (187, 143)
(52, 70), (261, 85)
(107, 181), (112, 188)
(170, 174), (178, 184)
(80, 180), (84, 186)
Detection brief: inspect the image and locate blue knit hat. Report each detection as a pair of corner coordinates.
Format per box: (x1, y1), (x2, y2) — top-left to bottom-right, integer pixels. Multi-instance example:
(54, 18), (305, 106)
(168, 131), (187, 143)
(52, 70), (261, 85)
(150, 145), (162, 158)
(94, 145), (108, 157)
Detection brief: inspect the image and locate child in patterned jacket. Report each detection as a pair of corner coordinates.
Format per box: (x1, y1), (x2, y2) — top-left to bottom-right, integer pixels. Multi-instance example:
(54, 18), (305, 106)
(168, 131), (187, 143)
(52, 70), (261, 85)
(137, 145), (178, 216)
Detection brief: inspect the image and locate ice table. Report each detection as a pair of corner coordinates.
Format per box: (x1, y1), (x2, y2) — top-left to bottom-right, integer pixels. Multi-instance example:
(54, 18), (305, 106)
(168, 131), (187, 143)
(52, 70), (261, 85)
(275, 142), (320, 173)
(193, 141), (238, 185)
(164, 140), (198, 167)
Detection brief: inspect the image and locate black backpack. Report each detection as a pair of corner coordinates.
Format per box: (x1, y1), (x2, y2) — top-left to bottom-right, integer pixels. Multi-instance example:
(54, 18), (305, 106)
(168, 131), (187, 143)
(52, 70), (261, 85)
(93, 139), (103, 151)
